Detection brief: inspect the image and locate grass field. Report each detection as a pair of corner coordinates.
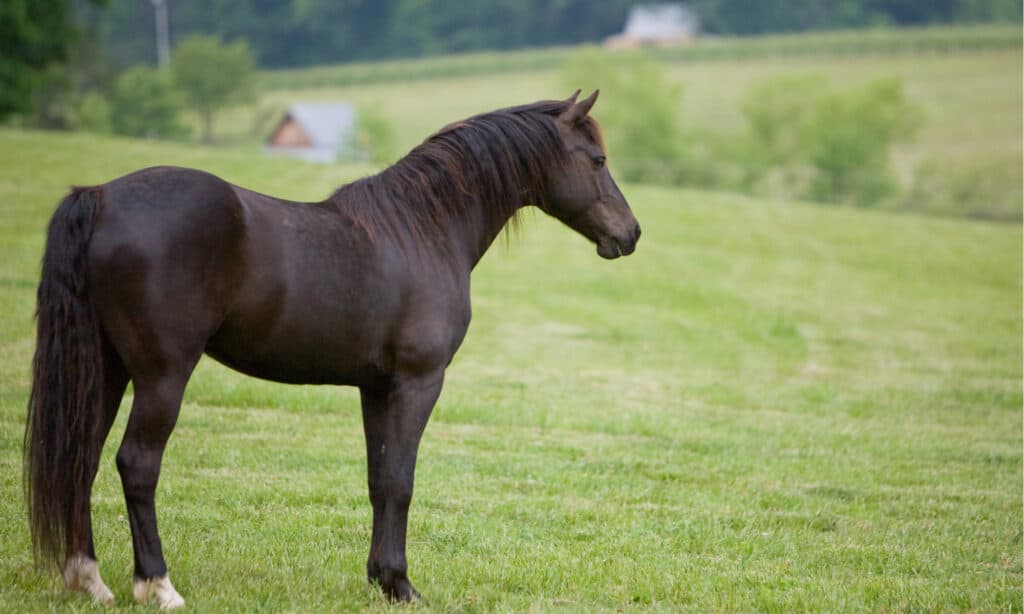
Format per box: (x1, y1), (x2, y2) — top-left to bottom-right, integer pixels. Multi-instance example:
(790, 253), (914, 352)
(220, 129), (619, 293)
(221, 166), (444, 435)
(0, 128), (1020, 611)
(244, 49), (1024, 163)
(221, 30), (1024, 192)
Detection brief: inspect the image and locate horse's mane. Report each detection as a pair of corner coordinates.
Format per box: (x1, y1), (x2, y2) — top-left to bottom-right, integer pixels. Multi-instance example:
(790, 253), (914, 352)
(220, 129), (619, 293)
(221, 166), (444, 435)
(328, 98), (602, 257)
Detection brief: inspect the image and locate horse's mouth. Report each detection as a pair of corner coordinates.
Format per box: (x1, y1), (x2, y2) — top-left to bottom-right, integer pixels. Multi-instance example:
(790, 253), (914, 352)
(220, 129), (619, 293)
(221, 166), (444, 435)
(597, 237), (637, 259)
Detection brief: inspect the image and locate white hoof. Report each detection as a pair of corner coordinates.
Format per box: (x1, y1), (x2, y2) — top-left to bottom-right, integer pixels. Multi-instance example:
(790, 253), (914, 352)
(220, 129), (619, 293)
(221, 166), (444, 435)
(133, 574), (186, 610)
(63, 554), (115, 606)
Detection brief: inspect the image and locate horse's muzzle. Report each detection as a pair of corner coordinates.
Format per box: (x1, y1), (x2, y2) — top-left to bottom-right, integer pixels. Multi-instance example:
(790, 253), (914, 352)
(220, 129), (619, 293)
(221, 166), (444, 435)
(598, 223), (641, 259)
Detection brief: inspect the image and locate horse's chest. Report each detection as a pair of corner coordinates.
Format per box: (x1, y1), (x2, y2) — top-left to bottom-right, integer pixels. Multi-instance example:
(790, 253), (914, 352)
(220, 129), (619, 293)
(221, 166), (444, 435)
(391, 303), (471, 375)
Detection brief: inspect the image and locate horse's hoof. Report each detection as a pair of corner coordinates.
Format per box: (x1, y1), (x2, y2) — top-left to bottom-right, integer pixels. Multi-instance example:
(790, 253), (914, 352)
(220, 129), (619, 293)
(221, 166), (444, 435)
(386, 578), (421, 603)
(133, 574), (186, 609)
(63, 554), (115, 606)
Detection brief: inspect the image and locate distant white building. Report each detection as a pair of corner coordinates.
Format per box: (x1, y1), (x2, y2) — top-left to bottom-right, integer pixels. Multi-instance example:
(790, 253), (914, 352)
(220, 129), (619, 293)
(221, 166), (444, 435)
(604, 3), (699, 49)
(266, 103), (358, 163)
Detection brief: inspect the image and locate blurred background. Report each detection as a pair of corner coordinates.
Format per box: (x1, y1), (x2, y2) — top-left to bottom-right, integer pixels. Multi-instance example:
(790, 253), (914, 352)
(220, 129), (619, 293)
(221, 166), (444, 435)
(3, 0), (1021, 220)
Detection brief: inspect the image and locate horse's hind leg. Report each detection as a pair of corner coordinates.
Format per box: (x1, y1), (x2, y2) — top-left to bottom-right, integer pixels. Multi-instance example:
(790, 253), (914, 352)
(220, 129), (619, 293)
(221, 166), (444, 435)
(63, 338), (129, 605)
(116, 370), (194, 610)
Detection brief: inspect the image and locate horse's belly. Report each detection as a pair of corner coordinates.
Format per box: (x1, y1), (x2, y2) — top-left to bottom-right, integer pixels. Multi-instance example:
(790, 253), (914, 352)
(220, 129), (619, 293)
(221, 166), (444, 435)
(204, 205), (400, 386)
(205, 324), (387, 386)
(206, 273), (395, 386)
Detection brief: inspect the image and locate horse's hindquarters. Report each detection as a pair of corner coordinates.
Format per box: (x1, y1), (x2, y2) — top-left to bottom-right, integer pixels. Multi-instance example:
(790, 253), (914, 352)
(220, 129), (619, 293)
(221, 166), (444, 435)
(87, 167), (249, 375)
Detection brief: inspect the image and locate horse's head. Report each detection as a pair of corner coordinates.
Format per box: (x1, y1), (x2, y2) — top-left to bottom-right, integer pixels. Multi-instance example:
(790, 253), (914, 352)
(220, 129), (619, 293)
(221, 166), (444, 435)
(541, 90), (641, 259)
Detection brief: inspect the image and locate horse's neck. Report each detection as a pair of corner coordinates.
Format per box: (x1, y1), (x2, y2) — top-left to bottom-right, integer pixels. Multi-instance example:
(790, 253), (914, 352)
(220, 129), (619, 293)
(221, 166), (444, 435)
(357, 147), (538, 271)
(452, 196), (523, 271)
(388, 172), (526, 272)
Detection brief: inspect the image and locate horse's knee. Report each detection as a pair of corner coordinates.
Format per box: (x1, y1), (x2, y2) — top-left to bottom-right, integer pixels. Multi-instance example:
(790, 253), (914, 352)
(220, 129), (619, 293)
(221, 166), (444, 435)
(115, 445), (138, 480)
(382, 476), (413, 509)
(367, 478), (385, 508)
(116, 444), (159, 499)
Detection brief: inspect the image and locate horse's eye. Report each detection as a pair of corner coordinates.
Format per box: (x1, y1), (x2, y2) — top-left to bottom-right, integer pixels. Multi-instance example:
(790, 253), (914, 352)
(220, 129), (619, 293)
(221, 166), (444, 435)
(593, 155), (606, 169)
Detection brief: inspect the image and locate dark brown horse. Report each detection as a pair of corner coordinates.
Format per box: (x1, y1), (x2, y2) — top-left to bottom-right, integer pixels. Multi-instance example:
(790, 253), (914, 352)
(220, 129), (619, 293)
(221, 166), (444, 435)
(25, 91), (639, 608)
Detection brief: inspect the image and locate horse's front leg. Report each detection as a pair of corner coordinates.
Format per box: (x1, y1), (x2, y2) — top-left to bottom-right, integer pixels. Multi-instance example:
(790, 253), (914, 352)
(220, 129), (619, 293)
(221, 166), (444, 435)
(359, 369), (443, 602)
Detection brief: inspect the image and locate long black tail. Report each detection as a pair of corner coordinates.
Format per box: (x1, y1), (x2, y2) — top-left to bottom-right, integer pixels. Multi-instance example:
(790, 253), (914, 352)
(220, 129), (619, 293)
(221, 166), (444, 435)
(24, 187), (106, 567)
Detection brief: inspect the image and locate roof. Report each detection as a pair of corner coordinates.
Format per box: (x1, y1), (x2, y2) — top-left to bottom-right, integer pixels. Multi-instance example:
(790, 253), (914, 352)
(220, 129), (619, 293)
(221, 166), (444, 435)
(622, 3), (698, 39)
(266, 102), (359, 163)
(282, 102), (357, 150)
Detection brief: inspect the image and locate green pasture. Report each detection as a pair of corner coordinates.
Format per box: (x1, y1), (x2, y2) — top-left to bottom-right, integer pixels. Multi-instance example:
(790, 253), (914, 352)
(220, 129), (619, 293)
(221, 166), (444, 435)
(228, 30), (1024, 190)
(245, 52), (1024, 170)
(0, 129), (1020, 611)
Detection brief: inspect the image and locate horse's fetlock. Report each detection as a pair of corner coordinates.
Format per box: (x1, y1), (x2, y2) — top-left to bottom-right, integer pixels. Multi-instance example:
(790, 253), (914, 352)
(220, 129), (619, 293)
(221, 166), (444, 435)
(64, 554), (115, 605)
(378, 562), (408, 585)
(367, 559), (383, 582)
(133, 574), (185, 609)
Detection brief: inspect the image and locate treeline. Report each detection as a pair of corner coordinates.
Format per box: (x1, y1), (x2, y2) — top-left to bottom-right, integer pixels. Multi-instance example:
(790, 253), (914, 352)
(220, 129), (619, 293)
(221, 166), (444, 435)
(94, 0), (1022, 68)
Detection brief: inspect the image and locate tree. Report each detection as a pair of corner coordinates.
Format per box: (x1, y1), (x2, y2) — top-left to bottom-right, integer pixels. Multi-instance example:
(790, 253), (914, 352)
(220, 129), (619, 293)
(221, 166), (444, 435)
(171, 35), (255, 143)
(109, 66), (188, 139)
(0, 0), (106, 120)
(354, 107), (398, 166)
(736, 75), (827, 194)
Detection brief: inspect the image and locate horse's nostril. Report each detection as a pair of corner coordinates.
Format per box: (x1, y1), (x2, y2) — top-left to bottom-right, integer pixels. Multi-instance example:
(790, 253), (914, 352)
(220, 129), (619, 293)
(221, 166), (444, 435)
(633, 224), (642, 241)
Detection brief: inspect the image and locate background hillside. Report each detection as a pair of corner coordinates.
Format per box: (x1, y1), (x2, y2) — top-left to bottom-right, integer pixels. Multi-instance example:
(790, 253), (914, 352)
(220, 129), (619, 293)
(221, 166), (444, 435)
(251, 36), (1020, 178)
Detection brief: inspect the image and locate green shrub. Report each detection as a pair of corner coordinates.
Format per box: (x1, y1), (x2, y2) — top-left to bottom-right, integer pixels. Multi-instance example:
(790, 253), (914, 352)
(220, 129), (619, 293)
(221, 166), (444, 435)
(902, 154), (1023, 221)
(803, 79), (921, 205)
(737, 75), (826, 195)
(737, 76), (921, 205)
(561, 47), (689, 185)
(109, 66), (189, 139)
(75, 91), (112, 133)
(29, 65), (75, 130)
(561, 51), (922, 206)
(353, 106), (398, 166)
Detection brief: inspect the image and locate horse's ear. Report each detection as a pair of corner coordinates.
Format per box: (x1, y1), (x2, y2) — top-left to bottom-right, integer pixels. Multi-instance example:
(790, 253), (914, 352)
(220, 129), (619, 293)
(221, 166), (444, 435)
(566, 89), (581, 103)
(560, 89), (599, 125)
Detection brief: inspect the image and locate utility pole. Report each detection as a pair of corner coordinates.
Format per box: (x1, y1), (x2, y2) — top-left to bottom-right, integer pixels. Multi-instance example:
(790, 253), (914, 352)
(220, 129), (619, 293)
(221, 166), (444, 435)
(151, 0), (170, 69)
